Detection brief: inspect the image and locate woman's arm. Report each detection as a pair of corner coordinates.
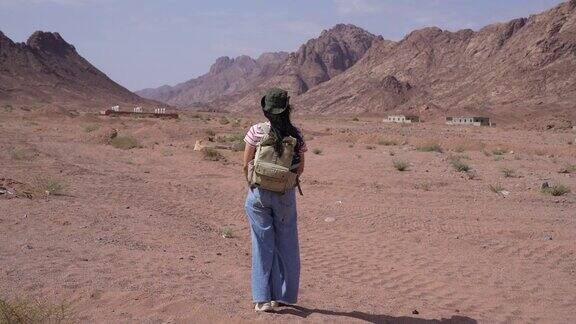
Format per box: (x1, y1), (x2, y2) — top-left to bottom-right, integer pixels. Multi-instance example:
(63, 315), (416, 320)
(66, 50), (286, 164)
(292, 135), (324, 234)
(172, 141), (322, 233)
(243, 144), (256, 179)
(297, 152), (305, 176)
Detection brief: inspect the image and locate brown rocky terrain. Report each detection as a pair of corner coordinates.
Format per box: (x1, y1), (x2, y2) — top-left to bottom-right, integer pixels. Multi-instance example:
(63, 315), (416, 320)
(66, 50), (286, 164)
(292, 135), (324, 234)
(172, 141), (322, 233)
(138, 24), (379, 108)
(297, 1), (576, 124)
(0, 31), (151, 109)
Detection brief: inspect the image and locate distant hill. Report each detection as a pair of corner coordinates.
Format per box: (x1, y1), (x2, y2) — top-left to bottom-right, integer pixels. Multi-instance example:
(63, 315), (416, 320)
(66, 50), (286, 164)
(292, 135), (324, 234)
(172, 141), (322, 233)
(0, 31), (152, 108)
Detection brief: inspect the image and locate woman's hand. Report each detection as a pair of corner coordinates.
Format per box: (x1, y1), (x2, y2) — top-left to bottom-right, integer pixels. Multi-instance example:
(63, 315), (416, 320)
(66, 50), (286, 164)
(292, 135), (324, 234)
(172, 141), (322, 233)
(297, 153), (305, 176)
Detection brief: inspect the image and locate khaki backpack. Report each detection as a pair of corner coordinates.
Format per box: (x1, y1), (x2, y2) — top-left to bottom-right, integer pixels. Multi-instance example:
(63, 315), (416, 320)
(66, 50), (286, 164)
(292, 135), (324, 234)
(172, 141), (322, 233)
(248, 123), (298, 193)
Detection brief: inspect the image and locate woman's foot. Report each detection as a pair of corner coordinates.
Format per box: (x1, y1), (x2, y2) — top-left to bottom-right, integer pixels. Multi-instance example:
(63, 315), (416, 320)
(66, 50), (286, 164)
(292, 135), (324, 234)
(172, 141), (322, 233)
(270, 301), (279, 308)
(254, 302), (274, 312)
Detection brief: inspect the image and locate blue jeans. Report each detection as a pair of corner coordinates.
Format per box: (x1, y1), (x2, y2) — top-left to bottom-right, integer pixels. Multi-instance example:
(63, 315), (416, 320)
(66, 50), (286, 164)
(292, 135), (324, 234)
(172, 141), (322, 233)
(245, 187), (300, 304)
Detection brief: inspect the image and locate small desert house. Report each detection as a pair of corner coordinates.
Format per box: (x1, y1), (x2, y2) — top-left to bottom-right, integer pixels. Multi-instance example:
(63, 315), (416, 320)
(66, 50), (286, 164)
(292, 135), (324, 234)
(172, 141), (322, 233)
(446, 116), (491, 126)
(384, 115), (421, 123)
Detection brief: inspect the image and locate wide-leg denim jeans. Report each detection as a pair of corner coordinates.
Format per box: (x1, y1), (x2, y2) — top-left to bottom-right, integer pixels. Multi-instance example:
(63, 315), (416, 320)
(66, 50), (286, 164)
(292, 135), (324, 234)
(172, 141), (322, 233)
(245, 187), (300, 304)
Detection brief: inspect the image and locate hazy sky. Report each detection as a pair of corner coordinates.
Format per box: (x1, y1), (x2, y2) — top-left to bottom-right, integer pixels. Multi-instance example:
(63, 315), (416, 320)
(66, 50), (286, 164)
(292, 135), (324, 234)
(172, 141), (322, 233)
(0, 0), (565, 91)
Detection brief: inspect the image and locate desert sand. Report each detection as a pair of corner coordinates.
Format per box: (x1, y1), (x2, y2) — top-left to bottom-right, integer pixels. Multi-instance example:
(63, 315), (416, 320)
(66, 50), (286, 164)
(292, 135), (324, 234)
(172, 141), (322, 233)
(1, 109), (575, 323)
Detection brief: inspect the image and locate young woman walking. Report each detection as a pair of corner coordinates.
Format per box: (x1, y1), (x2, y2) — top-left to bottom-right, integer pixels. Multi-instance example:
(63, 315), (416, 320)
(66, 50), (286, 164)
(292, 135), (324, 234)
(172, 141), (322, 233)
(243, 88), (307, 312)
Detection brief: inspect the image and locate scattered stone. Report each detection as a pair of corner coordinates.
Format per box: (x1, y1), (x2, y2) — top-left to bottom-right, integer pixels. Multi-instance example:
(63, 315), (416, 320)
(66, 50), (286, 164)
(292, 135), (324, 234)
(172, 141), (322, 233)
(544, 235), (553, 241)
(324, 217), (336, 223)
(500, 190), (510, 197)
(541, 182), (550, 190)
(412, 309), (419, 315)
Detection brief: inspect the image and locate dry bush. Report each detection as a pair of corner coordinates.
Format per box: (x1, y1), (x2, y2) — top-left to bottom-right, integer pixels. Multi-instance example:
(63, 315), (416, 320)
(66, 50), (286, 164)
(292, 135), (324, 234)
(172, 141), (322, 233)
(393, 160), (409, 171)
(221, 228), (234, 238)
(219, 116), (230, 125)
(417, 142), (443, 153)
(32, 176), (65, 196)
(542, 184), (571, 196)
(10, 148), (37, 161)
(0, 297), (72, 324)
(413, 181), (432, 191)
(378, 138), (398, 146)
(451, 159), (471, 172)
(231, 140), (245, 152)
(489, 184), (505, 194)
(501, 167), (519, 178)
(82, 124), (100, 133)
(111, 136), (139, 150)
(205, 129), (216, 137)
(202, 148), (225, 161)
(491, 148), (507, 155)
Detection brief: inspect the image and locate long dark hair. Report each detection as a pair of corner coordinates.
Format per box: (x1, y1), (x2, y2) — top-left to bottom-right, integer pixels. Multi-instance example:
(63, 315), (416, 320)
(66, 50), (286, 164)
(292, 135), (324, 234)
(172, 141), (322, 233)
(263, 105), (302, 157)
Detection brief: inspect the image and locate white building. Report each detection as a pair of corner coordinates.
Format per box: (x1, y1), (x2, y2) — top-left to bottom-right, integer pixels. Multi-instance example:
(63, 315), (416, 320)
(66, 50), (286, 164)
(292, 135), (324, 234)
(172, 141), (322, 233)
(446, 117), (491, 126)
(384, 115), (421, 123)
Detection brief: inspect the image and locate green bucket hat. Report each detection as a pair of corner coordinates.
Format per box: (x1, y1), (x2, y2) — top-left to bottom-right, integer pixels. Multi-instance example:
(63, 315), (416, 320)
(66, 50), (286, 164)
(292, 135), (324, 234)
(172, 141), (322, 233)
(261, 88), (289, 115)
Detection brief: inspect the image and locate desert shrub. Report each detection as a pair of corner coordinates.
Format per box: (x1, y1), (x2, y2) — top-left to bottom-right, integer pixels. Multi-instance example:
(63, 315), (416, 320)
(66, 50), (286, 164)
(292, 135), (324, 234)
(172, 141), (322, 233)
(542, 184), (571, 196)
(378, 138), (398, 146)
(313, 148), (322, 155)
(501, 167), (518, 178)
(0, 297), (71, 323)
(466, 170), (479, 180)
(454, 146), (466, 153)
(161, 148), (174, 157)
(83, 124), (100, 133)
(10, 148), (36, 161)
(492, 148), (507, 155)
(451, 159), (471, 172)
(560, 165), (576, 173)
(205, 129), (216, 137)
(221, 228), (234, 238)
(202, 147), (224, 161)
(348, 144), (354, 148)
(111, 136), (139, 150)
(417, 143), (442, 153)
(219, 116), (230, 125)
(489, 184), (505, 194)
(493, 155), (504, 162)
(393, 160), (409, 171)
(413, 182), (432, 191)
(32, 176), (64, 196)
(3, 104), (13, 112)
(231, 140), (245, 152)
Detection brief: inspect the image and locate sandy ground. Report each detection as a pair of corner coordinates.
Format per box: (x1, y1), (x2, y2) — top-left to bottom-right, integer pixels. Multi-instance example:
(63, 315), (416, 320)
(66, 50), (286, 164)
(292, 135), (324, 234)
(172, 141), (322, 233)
(1, 109), (575, 323)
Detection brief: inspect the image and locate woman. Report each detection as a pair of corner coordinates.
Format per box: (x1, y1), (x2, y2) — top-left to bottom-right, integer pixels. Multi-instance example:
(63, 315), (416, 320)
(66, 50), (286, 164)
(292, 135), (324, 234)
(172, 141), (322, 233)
(243, 88), (307, 312)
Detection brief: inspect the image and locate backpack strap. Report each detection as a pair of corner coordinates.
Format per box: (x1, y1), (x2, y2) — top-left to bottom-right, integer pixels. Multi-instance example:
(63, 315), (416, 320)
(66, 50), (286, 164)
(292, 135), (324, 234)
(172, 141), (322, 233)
(259, 122), (271, 135)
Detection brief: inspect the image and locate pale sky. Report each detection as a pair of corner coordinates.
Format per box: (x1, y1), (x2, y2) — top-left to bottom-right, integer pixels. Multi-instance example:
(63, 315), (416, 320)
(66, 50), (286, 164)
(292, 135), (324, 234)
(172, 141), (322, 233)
(0, 0), (565, 91)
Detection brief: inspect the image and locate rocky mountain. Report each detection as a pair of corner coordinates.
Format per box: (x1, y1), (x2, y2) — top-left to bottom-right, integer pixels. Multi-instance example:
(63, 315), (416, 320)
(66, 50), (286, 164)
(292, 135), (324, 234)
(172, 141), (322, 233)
(298, 1), (576, 121)
(137, 52), (288, 107)
(0, 31), (149, 108)
(137, 24), (379, 108)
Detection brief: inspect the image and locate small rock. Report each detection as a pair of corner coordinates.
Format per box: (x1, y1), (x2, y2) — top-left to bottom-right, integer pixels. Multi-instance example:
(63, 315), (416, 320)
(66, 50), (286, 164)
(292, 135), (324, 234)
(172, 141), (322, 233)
(216, 252), (222, 256)
(500, 190), (510, 197)
(324, 217), (336, 223)
(25, 244), (33, 249)
(544, 235), (553, 241)
(412, 309), (419, 315)
(336, 200), (342, 205)
(541, 182), (550, 190)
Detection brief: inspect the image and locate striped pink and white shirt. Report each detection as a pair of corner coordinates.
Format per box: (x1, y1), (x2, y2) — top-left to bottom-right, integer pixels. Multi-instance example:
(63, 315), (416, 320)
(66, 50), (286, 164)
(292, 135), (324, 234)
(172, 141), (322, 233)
(244, 122), (308, 154)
